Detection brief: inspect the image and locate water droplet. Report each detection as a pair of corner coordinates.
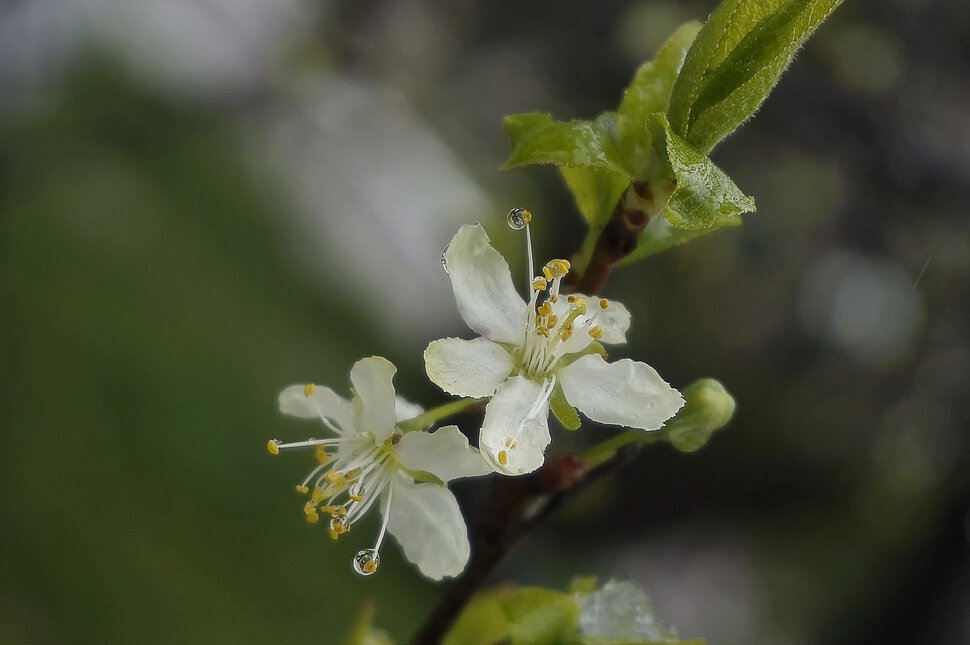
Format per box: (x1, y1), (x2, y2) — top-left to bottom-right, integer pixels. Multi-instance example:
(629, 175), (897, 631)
(353, 549), (380, 576)
(507, 207), (532, 230)
(441, 249), (450, 274)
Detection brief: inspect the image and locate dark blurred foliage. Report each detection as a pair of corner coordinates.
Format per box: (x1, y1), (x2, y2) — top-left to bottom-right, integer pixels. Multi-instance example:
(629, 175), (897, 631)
(1, 1), (968, 644)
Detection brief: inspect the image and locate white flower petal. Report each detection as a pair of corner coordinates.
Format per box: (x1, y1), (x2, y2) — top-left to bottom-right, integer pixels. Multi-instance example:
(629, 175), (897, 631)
(278, 384), (355, 434)
(593, 299), (631, 345)
(350, 356), (399, 442)
(395, 425), (492, 482)
(386, 478), (470, 581)
(443, 224), (527, 344)
(394, 396), (424, 423)
(479, 376), (552, 475)
(552, 296), (632, 356)
(557, 354), (684, 430)
(424, 337), (515, 398)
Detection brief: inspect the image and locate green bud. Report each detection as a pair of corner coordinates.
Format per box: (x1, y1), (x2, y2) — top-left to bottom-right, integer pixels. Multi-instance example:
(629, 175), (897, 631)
(664, 378), (736, 453)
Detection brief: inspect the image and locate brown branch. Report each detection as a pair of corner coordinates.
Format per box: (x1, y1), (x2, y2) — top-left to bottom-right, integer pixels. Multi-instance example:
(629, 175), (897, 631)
(573, 176), (674, 296)
(408, 445), (643, 645)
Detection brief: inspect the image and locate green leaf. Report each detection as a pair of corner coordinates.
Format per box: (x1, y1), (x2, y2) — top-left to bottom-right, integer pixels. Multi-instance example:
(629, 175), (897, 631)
(570, 638), (705, 645)
(559, 165), (628, 228)
(620, 214), (712, 264)
(443, 587), (511, 645)
(649, 113), (754, 231)
(667, 0), (844, 153)
(663, 379), (736, 453)
(444, 586), (580, 645)
(550, 381), (582, 431)
(616, 21), (702, 176)
(342, 601), (395, 645)
(502, 112), (628, 175)
(503, 587), (580, 645)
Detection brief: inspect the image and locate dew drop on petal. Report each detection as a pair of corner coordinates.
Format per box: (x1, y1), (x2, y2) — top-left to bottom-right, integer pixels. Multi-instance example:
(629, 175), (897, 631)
(507, 207), (532, 230)
(353, 549), (380, 576)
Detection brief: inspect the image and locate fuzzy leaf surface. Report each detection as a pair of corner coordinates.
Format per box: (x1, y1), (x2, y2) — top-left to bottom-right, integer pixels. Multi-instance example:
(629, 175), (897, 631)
(667, 0), (844, 153)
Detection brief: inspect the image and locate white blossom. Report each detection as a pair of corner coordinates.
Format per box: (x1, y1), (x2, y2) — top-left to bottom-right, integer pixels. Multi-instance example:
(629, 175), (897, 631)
(268, 356), (490, 580)
(426, 223), (683, 475)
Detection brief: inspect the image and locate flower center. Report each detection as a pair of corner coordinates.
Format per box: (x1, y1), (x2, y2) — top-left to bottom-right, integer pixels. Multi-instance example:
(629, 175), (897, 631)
(517, 261), (612, 380)
(267, 427), (399, 576)
(507, 209), (615, 381)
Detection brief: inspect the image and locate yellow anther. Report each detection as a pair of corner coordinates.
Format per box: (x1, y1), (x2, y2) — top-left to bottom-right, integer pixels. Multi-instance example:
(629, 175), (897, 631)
(550, 294), (559, 303)
(532, 277), (548, 291)
(304, 501), (318, 515)
(329, 517), (349, 539)
(266, 440), (280, 455)
(560, 328), (573, 341)
(546, 314), (558, 328)
(536, 327), (549, 337)
(543, 259), (570, 279)
(304, 383), (316, 397)
(589, 325), (604, 340)
(362, 560), (378, 574)
(324, 470), (346, 486)
(498, 450), (509, 466)
(599, 298), (609, 309)
(322, 505), (347, 517)
(350, 493), (365, 502)
(311, 486), (326, 503)
(305, 511), (320, 524)
(537, 302), (553, 317)
(295, 484), (309, 495)
(571, 297), (588, 314)
(314, 445), (330, 465)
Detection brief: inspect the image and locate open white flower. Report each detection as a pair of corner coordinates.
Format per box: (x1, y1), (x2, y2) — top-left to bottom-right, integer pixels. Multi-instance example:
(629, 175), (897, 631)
(267, 356), (490, 581)
(426, 222), (684, 475)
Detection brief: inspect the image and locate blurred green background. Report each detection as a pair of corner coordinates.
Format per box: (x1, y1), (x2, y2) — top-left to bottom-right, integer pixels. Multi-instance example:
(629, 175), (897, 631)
(1, 1), (968, 644)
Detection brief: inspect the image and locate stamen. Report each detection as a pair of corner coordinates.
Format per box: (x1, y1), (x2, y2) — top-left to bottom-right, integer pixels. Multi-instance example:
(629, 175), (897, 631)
(508, 207), (535, 288)
(532, 277), (547, 291)
(498, 450), (508, 466)
(599, 298), (610, 309)
(324, 470), (346, 486)
(329, 516), (349, 540)
(304, 383), (316, 397)
(589, 325), (603, 340)
(315, 445), (330, 464)
(266, 439), (281, 455)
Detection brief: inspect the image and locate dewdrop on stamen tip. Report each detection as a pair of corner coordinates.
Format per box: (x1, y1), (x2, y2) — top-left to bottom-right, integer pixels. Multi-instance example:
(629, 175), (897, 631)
(507, 208), (535, 287)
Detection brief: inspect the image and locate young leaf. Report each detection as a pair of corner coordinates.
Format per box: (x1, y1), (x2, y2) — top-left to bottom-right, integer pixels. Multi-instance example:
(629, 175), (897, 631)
(667, 0), (844, 153)
(503, 587), (580, 645)
(559, 165), (628, 228)
(443, 587), (512, 645)
(616, 21), (702, 176)
(444, 586), (580, 645)
(648, 113), (754, 231)
(502, 112), (628, 175)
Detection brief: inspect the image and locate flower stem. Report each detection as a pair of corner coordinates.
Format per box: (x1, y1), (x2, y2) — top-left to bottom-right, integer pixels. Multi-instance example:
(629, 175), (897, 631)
(583, 429), (662, 468)
(397, 398), (485, 433)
